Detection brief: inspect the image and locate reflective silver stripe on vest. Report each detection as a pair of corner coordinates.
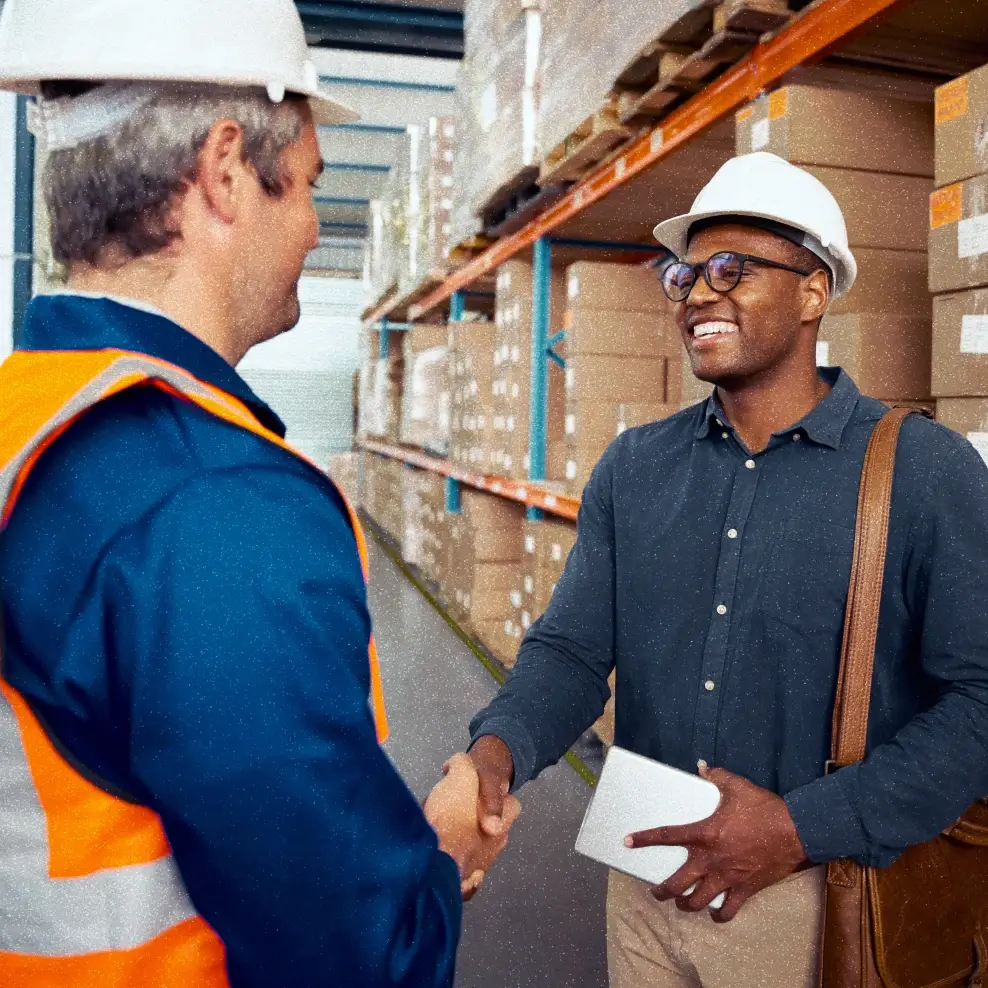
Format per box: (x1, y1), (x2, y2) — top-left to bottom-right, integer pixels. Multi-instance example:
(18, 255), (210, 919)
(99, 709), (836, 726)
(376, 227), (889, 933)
(0, 356), (238, 956)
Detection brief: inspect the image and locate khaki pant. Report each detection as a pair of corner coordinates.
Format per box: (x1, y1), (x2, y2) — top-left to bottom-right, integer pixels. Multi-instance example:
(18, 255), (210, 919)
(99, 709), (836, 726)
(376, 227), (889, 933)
(607, 866), (826, 988)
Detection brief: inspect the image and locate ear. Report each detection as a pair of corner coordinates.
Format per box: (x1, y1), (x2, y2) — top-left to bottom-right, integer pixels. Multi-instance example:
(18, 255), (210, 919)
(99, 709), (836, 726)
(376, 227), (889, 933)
(196, 119), (251, 225)
(800, 269), (830, 325)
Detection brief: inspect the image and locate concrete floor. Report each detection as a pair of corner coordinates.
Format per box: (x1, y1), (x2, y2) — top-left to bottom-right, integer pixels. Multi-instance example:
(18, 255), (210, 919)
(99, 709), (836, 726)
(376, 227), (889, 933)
(367, 539), (609, 988)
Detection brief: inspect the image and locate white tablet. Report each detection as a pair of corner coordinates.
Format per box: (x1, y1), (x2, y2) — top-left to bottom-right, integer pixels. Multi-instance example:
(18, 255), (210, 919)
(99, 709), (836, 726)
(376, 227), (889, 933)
(575, 746), (726, 910)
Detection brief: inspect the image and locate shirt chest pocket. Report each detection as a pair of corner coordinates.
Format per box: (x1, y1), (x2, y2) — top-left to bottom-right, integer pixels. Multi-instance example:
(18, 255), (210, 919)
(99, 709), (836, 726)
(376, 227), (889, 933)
(759, 521), (856, 636)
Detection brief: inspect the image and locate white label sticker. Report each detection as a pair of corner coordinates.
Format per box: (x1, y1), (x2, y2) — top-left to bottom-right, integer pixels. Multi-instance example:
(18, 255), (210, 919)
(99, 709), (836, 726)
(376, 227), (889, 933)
(521, 612), (531, 629)
(568, 275), (579, 299)
(511, 345), (521, 362)
(751, 118), (770, 151)
(961, 315), (988, 353)
(968, 432), (988, 466)
(525, 534), (536, 555)
(565, 413), (576, 435)
(816, 341), (830, 367)
(551, 544), (563, 562)
(512, 383), (520, 398)
(524, 575), (534, 593)
(566, 460), (577, 480)
(566, 368), (574, 389)
(958, 215), (988, 259)
(544, 494), (557, 508)
(507, 416), (515, 432)
(510, 591), (522, 608)
(504, 619), (513, 634)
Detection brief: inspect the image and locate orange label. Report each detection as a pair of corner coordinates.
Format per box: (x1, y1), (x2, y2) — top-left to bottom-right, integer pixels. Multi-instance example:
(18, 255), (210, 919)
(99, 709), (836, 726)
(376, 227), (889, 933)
(768, 88), (789, 121)
(936, 76), (969, 125)
(930, 184), (963, 229)
(736, 106), (754, 123)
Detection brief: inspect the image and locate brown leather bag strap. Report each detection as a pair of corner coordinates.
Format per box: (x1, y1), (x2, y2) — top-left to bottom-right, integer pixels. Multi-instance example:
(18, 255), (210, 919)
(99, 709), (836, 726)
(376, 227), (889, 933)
(830, 407), (915, 769)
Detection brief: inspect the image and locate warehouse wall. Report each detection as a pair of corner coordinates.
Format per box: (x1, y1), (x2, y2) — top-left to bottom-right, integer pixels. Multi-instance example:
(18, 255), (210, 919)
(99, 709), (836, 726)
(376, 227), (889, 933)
(238, 275), (364, 467)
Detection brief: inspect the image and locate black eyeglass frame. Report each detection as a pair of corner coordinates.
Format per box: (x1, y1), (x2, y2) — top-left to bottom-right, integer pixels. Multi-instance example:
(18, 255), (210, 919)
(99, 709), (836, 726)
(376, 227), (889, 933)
(660, 251), (815, 303)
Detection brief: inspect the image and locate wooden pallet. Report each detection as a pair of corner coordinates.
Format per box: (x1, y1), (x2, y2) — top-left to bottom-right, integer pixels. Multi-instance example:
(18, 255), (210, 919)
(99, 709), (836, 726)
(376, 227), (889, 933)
(538, 101), (635, 186)
(616, 0), (792, 123)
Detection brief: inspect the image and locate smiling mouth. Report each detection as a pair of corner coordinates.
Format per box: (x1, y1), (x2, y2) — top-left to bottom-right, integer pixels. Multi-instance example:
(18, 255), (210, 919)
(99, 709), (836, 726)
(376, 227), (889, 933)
(691, 320), (739, 340)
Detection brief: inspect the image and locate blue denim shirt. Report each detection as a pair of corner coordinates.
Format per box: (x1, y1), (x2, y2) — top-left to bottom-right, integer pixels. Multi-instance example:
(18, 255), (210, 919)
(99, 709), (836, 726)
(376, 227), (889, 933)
(1, 294), (460, 987)
(472, 369), (988, 868)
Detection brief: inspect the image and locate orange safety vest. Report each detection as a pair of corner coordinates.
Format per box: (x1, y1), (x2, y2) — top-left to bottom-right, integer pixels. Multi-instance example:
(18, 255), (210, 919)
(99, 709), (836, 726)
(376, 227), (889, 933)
(0, 348), (388, 987)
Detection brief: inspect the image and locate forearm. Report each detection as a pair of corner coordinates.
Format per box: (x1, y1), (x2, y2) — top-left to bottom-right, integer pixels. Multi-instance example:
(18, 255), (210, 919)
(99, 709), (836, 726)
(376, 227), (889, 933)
(785, 687), (988, 867)
(470, 629), (611, 789)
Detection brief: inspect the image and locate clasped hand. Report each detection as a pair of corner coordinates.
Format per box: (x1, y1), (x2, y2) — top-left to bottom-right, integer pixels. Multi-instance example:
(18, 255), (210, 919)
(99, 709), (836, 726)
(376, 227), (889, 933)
(424, 753), (521, 899)
(625, 765), (809, 922)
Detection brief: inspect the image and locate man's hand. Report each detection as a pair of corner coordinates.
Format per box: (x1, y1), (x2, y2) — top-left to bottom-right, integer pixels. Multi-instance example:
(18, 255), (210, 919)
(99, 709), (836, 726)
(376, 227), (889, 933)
(467, 735), (515, 837)
(424, 753), (520, 898)
(625, 765), (809, 923)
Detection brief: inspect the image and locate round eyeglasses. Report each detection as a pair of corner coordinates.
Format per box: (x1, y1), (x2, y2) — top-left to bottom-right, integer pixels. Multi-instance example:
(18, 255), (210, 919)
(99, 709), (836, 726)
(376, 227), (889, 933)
(660, 251), (814, 303)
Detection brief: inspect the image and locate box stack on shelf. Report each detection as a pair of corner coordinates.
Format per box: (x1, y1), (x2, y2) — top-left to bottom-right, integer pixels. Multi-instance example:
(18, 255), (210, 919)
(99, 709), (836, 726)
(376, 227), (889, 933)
(736, 85), (935, 403)
(401, 467), (447, 574)
(930, 63), (988, 461)
(491, 261), (568, 482)
(420, 117), (458, 282)
(562, 262), (682, 494)
(327, 452), (362, 509)
(401, 324), (451, 456)
(362, 452), (406, 542)
(449, 318), (499, 472)
(444, 490), (525, 651)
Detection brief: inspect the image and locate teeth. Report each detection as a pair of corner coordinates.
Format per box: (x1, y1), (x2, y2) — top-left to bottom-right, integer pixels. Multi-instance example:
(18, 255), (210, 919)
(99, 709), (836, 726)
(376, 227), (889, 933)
(693, 321), (739, 338)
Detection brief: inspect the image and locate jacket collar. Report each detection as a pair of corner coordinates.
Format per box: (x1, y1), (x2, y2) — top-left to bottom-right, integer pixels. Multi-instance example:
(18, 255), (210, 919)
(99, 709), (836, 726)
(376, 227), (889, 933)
(19, 293), (286, 437)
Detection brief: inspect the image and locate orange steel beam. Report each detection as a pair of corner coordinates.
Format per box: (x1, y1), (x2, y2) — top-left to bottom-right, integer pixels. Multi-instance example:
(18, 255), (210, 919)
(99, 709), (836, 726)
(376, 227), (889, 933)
(357, 439), (580, 522)
(408, 0), (910, 320)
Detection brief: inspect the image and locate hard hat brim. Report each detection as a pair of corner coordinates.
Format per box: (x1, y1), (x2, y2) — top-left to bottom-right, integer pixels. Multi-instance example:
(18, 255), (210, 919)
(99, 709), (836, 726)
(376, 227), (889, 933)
(653, 208), (856, 298)
(309, 87), (360, 126)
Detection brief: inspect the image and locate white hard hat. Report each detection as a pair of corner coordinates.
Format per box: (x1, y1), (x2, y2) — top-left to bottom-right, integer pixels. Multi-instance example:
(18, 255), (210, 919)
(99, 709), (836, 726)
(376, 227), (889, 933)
(0, 0), (358, 126)
(653, 152), (857, 298)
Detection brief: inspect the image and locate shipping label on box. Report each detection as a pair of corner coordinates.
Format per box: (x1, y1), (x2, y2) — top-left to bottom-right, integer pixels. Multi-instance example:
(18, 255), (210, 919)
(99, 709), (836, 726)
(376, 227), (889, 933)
(935, 67), (988, 188)
(930, 176), (988, 294)
(961, 315), (988, 354)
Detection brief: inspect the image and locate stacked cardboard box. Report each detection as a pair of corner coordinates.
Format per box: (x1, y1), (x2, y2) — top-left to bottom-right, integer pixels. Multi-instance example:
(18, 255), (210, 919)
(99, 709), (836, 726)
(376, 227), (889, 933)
(362, 453), (405, 541)
(421, 116), (457, 280)
(563, 262), (682, 494)
(444, 490), (524, 642)
(449, 319), (498, 472)
(357, 331), (405, 442)
(401, 324), (451, 456)
(327, 452), (362, 509)
(736, 85), (935, 402)
(401, 467), (447, 572)
(491, 261), (568, 482)
(930, 64), (988, 461)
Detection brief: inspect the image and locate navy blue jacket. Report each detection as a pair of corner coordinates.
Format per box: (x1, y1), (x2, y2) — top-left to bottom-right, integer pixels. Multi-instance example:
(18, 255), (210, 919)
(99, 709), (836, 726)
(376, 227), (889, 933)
(1, 294), (460, 987)
(472, 369), (988, 869)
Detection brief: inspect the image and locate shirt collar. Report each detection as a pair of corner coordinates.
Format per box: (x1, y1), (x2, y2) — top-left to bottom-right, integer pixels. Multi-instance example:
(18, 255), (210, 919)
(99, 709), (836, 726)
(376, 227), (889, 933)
(694, 367), (860, 451)
(20, 293), (286, 437)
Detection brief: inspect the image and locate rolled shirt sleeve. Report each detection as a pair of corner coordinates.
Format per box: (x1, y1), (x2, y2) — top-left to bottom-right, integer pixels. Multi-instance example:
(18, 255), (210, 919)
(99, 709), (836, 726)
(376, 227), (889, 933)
(95, 464), (462, 987)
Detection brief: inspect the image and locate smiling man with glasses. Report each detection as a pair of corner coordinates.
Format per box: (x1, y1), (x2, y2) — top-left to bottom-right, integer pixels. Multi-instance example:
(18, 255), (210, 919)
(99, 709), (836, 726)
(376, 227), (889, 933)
(451, 152), (988, 986)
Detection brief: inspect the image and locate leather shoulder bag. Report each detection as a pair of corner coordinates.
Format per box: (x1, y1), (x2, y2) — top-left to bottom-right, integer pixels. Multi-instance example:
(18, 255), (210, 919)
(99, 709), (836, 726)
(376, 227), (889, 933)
(821, 406), (988, 988)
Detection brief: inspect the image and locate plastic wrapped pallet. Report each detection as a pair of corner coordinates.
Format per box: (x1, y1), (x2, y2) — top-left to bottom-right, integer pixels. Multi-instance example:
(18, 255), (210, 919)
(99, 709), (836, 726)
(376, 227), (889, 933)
(450, 1), (542, 243)
(401, 324), (451, 455)
(418, 116), (458, 283)
(536, 0), (718, 164)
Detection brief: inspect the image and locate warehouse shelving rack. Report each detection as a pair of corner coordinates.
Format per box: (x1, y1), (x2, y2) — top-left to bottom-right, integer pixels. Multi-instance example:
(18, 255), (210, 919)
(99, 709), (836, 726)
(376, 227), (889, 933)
(356, 0), (921, 518)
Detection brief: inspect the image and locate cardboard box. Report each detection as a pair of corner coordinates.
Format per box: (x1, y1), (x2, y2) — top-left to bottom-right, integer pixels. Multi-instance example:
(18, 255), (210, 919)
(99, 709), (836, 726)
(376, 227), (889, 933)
(935, 398), (988, 467)
(831, 248), (930, 316)
(566, 262), (670, 313)
(817, 314), (931, 400)
(564, 305), (679, 358)
(932, 288), (988, 397)
(935, 67), (988, 189)
(565, 356), (669, 404)
(735, 86), (934, 176)
(929, 177), (988, 293)
(801, 166), (932, 252)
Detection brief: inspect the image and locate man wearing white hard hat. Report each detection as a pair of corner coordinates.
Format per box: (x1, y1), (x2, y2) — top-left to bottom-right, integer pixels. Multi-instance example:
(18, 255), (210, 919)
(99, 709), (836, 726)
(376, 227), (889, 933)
(0, 1), (519, 986)
(464, 152), (988, 985)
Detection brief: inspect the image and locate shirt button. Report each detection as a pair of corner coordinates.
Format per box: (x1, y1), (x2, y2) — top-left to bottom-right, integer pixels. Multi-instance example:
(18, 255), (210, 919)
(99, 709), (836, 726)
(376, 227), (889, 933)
(716, 604), (727, 615)
(697, 759), (708, 771)
(793, 433), (802, 442)
(704, 680), (716, 691)
(745, 459), (756, 470)
(727, 528), (738, 539)
(721, 431), (729, 439)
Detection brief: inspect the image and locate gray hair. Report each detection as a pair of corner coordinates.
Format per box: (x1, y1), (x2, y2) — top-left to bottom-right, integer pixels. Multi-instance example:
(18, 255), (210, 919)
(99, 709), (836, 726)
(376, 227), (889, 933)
(41, 83), (306, 266)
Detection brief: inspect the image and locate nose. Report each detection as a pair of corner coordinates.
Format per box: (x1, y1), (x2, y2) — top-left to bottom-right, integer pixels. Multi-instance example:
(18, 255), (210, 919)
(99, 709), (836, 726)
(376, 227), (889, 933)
(686, 267), (720, 305)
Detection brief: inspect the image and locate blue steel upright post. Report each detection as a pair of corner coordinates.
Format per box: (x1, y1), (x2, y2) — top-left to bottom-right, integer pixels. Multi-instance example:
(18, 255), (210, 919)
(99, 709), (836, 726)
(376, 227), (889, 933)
(527, 237), (552, 522)
(378, 317), (390, 360)
(12, 96), (35, 348)
(446, 292), (465, 513)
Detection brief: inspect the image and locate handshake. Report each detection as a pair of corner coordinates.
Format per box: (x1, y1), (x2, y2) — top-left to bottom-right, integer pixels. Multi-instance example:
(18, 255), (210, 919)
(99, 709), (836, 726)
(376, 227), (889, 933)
(423, 737), (521, 899)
